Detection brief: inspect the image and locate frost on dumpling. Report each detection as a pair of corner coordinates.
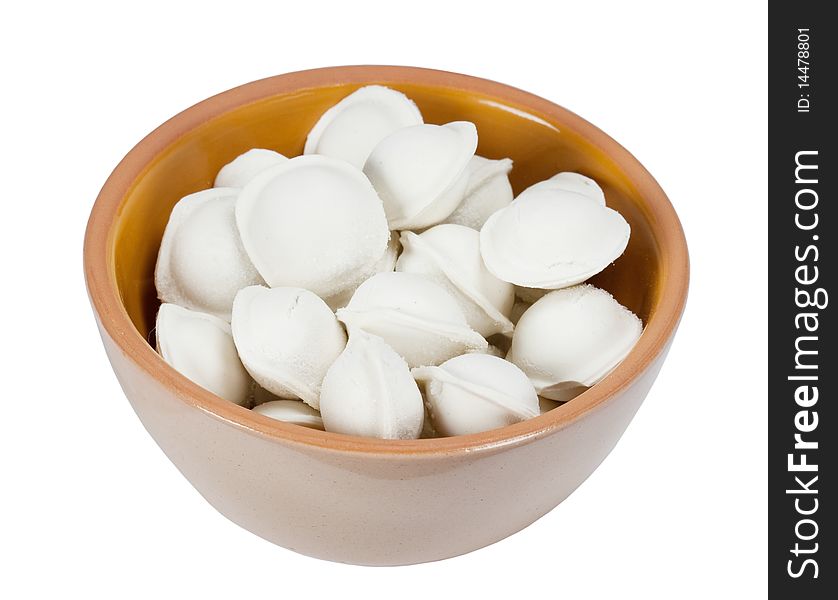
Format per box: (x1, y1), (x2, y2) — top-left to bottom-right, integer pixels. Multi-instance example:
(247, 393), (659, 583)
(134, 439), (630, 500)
(397, 224), (514, 337)
(231, 286), (347, 409)
(506, 285), (642, 400)
(155, 188), (264, 321)
(304, 85), (423, 169)
(364, 122), (478, 230)
(336, 272), (487, 368)
(320, 329), (424, 440)
(413, 354), (539, 436)
(236, 155), (390, 300)
(323, 231), (400, 311)
(480, 188), (630, 289)
(442, 156), (513, 229)
(155, 303), (251, 406)
(214, 149), (288, 188)
(517, 171), (605, 205)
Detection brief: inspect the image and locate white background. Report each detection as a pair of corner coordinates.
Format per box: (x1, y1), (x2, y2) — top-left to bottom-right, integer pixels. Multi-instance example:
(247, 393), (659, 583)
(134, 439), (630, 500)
(1, 1), (767, 598)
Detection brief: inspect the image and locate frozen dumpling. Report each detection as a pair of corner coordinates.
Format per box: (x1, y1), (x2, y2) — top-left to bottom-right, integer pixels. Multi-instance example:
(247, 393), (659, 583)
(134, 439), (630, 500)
(397, 224), (514, 337)
(155, 187), (263, 321)
(480, 188), (630, 289)
(442, 156), (513, 229)
(323, 231), (400, 311)
(413, 353), (539, 436)
(320, 328), (424, 439)
(364, 122), (478, 230)
(518, 171), (605, 205)
(231, 286), (347, 409)
(236, 155), (390, 300)
(155, 303), (251, 406)
(304, 85), (423, 169)
(214, 149), (288, 188)
(336, 272), (487, 368)
(506, 285), (642, 400)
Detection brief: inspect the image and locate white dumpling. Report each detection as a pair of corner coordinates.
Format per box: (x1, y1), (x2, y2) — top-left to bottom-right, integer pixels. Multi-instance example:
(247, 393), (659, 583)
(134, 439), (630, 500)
(304, 85), (423, 168)
(364, 122), (478, 230)
(480, 188), (630, 289)
(214, 149), (288, 188)
(253, 400), (324, 430)
(506, 285), (642, 400)
(155, 303), (251, 406)
(336, 272), (487, 368)
(236, 155), (390, 300)
(320, 328), (424, 440)
(231, 286), (347, 409)
(442, 156), (513, 229)
(413, 353), (539, 436)
(397, 224), (514, 337)
(518, 171), (605, 205)
(155, 188), (263, 321)
(323, 231), (400, 311)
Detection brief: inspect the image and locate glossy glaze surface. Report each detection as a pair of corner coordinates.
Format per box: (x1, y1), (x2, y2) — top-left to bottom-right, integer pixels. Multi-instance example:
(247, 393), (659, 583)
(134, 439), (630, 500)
(84, 66), (688, 564)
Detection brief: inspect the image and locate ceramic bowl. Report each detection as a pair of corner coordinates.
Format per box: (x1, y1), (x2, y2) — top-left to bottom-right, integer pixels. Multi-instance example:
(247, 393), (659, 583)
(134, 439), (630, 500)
(84, 66), (689, 566)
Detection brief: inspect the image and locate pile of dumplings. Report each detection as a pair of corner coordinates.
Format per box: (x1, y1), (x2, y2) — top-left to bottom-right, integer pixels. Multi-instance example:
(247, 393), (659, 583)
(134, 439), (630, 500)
(153, 85), (643, 440)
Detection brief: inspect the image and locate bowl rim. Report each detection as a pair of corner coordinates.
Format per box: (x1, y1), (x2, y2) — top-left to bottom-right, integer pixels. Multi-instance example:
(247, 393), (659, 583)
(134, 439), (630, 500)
(83, 65), (689, 457)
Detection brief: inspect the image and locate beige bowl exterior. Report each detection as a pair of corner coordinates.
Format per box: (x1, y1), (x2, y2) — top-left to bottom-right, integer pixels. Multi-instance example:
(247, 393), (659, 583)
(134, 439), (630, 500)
(84, 66), (688, 566)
